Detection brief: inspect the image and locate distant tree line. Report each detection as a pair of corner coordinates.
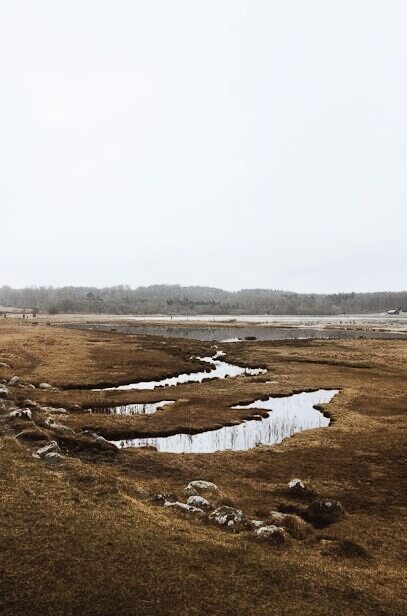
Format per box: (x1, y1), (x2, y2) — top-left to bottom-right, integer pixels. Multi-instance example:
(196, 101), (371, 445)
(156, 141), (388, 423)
(0, 285), (405, 315)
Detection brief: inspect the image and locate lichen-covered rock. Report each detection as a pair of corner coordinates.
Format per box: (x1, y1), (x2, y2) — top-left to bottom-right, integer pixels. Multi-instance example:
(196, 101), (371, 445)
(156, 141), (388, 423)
(248, 519), (267, 530)
(185, 480), (218, 495)
(44, 452), (64, 464)
(209, 506), (246, 531)
(307, 498), (345, 526)
(255, 525), (287, 544)
(186, 495), (210, 509)
(33, 441), (61, 459)
(288, 478), (306, 493)
(38, 382), (53, 390)
(164, 501), (205, 516)
(44, 418), (74, 433)
(9, 408), (32, 420)
(8, 376), (19, 386)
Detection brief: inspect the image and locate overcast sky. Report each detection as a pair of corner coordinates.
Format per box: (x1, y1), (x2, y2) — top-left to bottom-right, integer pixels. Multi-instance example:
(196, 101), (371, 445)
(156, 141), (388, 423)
(0, 1), (406, 292)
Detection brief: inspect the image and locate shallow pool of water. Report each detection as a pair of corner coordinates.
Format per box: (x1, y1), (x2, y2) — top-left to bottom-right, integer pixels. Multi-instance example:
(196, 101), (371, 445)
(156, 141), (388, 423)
(110, 389), (338, 453)
(93, 355), (266, 392)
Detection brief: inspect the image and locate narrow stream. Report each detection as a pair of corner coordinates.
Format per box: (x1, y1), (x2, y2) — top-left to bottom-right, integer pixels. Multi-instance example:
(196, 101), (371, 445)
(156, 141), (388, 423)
(93, 355), (266, 391)
(110, 389), (338, 453)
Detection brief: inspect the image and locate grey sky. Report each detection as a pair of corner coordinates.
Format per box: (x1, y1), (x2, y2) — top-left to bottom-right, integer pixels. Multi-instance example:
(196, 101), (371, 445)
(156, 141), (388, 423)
(1, 0), (406, 292)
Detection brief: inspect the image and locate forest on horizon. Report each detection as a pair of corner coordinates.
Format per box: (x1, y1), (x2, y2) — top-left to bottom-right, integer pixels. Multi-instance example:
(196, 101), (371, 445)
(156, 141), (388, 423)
(0, 285), (405, 315)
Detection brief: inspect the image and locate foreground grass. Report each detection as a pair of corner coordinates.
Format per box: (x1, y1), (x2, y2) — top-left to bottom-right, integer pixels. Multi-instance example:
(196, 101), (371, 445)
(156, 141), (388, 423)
(1, 321), (406, 615)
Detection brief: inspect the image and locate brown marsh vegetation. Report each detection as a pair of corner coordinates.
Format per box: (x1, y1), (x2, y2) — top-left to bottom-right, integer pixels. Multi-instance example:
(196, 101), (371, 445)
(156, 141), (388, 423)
(1, 320), (406, 615)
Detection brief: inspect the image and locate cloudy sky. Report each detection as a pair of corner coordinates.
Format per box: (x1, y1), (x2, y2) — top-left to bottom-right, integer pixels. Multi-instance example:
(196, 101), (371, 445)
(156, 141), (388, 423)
(0, 0), (406, 292)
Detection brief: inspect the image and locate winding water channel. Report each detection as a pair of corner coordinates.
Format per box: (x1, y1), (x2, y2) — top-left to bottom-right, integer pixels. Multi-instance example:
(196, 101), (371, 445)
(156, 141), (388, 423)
(93, 355), (266, 391)
(110, 389), (338, 453)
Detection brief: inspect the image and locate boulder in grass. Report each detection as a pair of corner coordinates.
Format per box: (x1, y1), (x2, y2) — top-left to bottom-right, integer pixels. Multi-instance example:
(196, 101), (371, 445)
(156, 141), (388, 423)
(255, 525), (287, 544)
(185, 480), (218, 495)
(164, 501), (205, 516)
(39, 382), (53, 390)
(9, 408), (32, 420)
(288, 478), (306, 493)
(248, 520), (267, 530)
(209, 506), (246, 531)
(44, 452), (64, 464)
(307, 498), (345, 526)
(8, 376), (19, 386)
(186, 495), (210, 510)
(0, 362), (11, 369)
(33, 440), (61, 459)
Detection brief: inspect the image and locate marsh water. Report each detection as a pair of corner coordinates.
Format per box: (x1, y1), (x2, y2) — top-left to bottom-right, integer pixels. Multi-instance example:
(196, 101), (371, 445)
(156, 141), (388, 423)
(93, 355), (266, 391)
(65, 322), (407, 341)
(110, 389), (338, 453)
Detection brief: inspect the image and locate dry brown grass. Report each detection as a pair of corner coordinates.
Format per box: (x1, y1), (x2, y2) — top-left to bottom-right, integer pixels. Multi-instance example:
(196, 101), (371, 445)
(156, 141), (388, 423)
(1, 321), (407, 615)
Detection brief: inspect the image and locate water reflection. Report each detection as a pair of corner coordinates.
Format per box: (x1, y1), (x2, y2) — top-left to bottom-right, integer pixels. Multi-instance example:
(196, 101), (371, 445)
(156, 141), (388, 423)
(94, 356), (266, 391)
(86, 401), (174, 415)
(111, 389), (338, 453)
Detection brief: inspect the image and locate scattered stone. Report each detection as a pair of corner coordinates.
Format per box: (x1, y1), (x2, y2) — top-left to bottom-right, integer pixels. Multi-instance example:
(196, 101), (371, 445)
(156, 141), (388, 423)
(22, 399), (39, 409)
(8, 376), (20, 386)
(33, 441), (61, 459)
(255, 525), (287, 544)
(185, 480), (218, 495)
(25, 384), (36, 390)
(0, 362), (11, 369)
(307, 498), (345, 526)
(38, 382), (52, 389)
(153, 493), (175, 506)
(209, 506), (246, 531)
(44, 451), (64, 464)
(0, 386), (10, 399)
(164, 501), (205, 516)
(8, 408), (32, 420)
(248, 520), (267, 530)
(71, 404), (82, 411)
(187, 495), (210, 509)
(288, 478), (306, 493)
(44, 418), (74, 433)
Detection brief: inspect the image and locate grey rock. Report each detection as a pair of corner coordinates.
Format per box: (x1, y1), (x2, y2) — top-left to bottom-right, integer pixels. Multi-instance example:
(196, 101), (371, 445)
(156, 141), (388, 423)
(255, 525), (287, 543)
(186, 495), (210, 509)
(8, 376), (19, 386)
(185, 480), (218, 495)
(33, 441), (61, 459)
(0, 362), (11, 368)
(38, 382), (52, 389)
(9, 408), (32, 420)
(164, 501), (205, 516)
(44, 452), (64, 464)
(209, 506), (246, 531)
(307, 498), (345, 526)
(44, 418), (74, 433)
(248, 519), (267, 530)
(288, 478), (305, 492)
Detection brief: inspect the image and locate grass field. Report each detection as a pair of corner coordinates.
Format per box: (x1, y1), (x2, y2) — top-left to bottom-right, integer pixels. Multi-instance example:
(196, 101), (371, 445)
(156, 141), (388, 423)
(1, 320), (406, 615)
